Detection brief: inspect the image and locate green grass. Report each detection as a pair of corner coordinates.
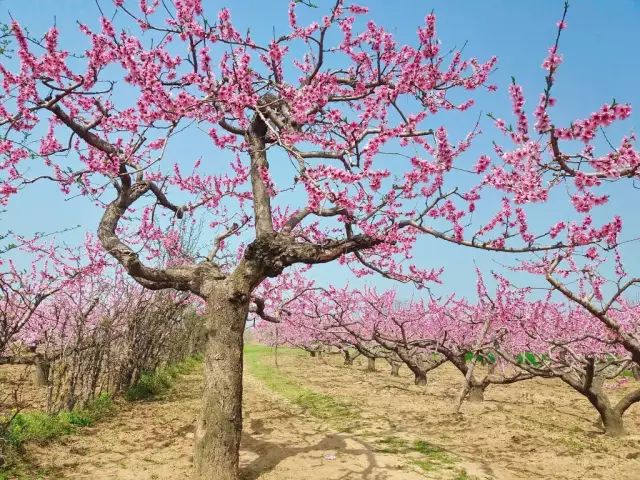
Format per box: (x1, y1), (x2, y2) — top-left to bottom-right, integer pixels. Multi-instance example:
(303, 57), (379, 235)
(0, 391), (115, 478)
(410, 440), (456, 474)
(412, 440), (451, 459)
(244, 344), (358, 427)
(412, 459), (438, 472)
(3, 392), (114, 446)
(125, 355), (202, 401)
(375, 436), (453, 457)
(0, 467), (50, 480)
(246, 343), (307, 359)
(376, 436), (410, 453)
(1, 355), (202, 477)
(373, 436), (457, 474)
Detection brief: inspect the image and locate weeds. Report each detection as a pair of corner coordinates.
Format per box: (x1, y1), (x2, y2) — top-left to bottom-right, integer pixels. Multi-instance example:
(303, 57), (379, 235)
(125, 355), (202, 401)
(557, 434), (586, 452)
(3, 393), (114, 447)
(411, 459), (437, 472)
(374, 436), (457, 474)
(1, 356), (201, 476)
(412, 440), (452, 461)
(409, 439), (456, 474)
(453, 470), (480, 480)
(376, 436), (410, 453)
(0, 467), (50, 480)
(1, 393), (113, 477)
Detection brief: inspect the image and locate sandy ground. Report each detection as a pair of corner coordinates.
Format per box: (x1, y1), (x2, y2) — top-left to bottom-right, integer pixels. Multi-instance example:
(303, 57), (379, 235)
(4, 348), (640, 479)
(14, 364), (431, 479)
(269, 352), (640, 480)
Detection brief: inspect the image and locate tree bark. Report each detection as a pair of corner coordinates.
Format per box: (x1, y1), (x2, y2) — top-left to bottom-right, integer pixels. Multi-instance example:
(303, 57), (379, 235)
(343, 351), (354, 366)
(366, 357), (376, 372)
(193, 288), (247, 480)
(309, 351), (316, 358)
(414, 370), (428, 386)
(404, 362), (427, 386)
(33, 356), (50, 387)
(583, 387), (626, 437)
(390, 363), (400, 377)
(600, 408), (625, 437)
(467, 383), (485, 402)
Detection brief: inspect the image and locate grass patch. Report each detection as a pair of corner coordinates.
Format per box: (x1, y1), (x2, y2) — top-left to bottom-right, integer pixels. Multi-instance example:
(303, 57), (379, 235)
(412, 459), (437, 472)
(375, 436), (410, 453)
(375, 437), (454, 461)
(1, 356), (202, 477)
(408, 440), (456, 474)
(246, 343), (307, 359)
(3, 392), (114, 446)
(412, 440), (451, 460)
(1, 392), (113, 478)
(244, 344), (357, 427)
(376, 437), (450, 480)
(410, 440), (456, 478)
(0, 466), (50, 480)
(454, 470), (480, 480)
(125, 355), (202, 401)
(557, 434), (586, 452)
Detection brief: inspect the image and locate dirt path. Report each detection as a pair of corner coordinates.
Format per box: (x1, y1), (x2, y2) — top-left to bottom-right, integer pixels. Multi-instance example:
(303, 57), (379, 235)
(27, 361), (439, 479)
(25, 348), (640, 479)
(28, 371), (199, 480)
(271, 352), (640, 480)
(240, 375), (430, 480)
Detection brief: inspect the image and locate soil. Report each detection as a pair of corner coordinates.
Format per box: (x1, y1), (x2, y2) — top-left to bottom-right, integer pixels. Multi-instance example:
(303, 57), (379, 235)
(272, 352), (640, 480)
(6, 349), (640, 479)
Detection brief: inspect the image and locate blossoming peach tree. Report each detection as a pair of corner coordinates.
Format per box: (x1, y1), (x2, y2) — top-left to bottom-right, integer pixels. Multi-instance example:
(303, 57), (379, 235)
(0, 1), (632, 478)
(483, 4), (640, 369)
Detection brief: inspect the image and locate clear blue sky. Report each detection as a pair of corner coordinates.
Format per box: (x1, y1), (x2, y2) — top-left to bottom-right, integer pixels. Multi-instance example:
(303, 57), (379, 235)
(2, 1), (639, 300)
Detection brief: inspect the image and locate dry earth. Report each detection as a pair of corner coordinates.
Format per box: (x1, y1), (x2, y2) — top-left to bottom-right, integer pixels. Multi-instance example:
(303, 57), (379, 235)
(6, 347), (640, 479)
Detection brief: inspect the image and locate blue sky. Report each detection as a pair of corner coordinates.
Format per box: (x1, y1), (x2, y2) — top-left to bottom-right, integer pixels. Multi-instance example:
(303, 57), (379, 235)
(2, 0), (639, 300)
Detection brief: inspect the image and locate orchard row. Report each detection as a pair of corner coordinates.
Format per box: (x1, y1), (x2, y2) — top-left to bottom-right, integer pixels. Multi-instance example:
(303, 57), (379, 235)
(254, 274), (640, 437)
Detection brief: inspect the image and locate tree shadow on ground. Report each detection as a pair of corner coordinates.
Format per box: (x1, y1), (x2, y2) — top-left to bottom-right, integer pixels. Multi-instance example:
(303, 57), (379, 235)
(240, 431), (385, 480)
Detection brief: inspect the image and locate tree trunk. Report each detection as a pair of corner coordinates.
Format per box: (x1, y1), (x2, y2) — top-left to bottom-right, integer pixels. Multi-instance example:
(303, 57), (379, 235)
(414, 370), (428, 386)
(118, 357), (135, 391)
(343, 351), (354, 366)
(309, 351), (316, 358)
(390, 363), (400, 377)
(404, 362), (427, 386)
(632, 365), (640, 381)
(366, 357), (376, 372)
(467, 383), (486, 402)
(274, 344), (279, 369)
(583, 385), (626, 438)
(317, 349), (327, 364)
(33, 356), (50, 387)
(601, 408), (625, 437)
(194, 289), (248, 480)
